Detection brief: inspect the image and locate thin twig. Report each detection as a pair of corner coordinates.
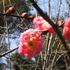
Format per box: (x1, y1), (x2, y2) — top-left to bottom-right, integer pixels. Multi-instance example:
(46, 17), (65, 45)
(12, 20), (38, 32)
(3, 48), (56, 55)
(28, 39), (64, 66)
(48, 0), (51, 17)
(0, 47), (18, 57)
(51, 50), (58, 70)
(0, 13), (23, 18)
(56, 0), (62, 23)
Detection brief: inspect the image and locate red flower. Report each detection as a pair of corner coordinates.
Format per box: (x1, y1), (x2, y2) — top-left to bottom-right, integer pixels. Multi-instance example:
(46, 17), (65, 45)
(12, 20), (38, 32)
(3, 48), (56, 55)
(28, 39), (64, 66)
(63, 27), (70, 40)
(64, 18), (70, 27)
(18, 29), (43, 58)
(63, 18), (70, 40)
(33, 16), (55, 34)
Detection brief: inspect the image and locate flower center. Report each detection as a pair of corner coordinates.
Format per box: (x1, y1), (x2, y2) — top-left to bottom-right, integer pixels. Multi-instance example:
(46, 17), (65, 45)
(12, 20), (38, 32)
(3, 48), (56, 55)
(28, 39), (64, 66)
(42, 21), (48, 27)
(28, 41), (33, 46)
(28, 37), (36, 47)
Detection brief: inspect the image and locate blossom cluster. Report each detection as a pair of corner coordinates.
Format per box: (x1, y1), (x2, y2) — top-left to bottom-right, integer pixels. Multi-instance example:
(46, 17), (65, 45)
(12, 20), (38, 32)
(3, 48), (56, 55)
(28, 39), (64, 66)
(18, 16), (70, 58)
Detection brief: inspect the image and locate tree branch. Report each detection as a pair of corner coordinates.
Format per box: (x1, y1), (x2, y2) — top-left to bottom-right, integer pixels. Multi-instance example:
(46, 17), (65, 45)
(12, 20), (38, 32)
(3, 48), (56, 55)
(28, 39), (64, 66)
(0, 47), (18, 57)
(29, 0), (70, 57)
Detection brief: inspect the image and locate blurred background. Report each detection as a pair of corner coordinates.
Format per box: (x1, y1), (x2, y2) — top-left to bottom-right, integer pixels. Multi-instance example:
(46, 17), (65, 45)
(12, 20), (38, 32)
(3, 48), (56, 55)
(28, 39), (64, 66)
(0, 0), (70, 70)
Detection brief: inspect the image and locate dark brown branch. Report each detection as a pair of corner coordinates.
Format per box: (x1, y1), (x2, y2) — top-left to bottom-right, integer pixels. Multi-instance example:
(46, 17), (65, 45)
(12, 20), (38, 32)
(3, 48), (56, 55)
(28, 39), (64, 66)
(29, 0), (70, 57)
(0, 13), (35, 20)
(0, 13), (20, 18)
(0, 47), (18, 57)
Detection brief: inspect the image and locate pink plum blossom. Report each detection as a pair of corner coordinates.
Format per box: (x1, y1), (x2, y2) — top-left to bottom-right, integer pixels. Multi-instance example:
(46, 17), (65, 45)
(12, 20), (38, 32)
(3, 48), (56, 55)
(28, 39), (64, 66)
(33, 16), (55, 34)
(18, 29), (43, 58)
